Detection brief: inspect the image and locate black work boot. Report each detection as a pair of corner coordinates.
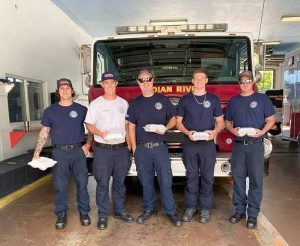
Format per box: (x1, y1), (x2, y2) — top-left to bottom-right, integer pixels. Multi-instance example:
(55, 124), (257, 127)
(114, 212), (134, 223)
(55, 212), (67, 230)
(97, 218), (108, 230)
(166, 214), (182, 227)
(80, 213), (91, 226)
(229, 212), (246, 224)
(136, 209), (157, 224)
(246, 217), (257, 229)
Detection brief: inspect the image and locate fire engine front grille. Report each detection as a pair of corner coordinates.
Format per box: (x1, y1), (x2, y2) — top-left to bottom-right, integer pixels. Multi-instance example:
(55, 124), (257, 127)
(169, 152), (182, 158)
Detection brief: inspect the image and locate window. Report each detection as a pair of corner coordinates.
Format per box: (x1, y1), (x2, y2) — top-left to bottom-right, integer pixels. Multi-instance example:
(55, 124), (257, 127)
(7, 75), (45, 123)
(94, 37), (251, 85)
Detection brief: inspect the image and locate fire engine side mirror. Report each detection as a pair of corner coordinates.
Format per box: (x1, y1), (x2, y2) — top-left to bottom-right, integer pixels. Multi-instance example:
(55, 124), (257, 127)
(80, 45), (91, 88)
(81, 45), (91, 74)
(255, 71), (262, 83)
(254, 64), (262, 83)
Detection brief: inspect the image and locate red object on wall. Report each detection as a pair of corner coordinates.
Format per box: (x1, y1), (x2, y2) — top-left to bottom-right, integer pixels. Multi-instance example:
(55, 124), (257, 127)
(10, 131), (25, 148)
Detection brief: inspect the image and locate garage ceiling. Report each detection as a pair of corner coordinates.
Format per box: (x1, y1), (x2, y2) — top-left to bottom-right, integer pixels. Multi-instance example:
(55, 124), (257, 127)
(51, 0), (300, 68)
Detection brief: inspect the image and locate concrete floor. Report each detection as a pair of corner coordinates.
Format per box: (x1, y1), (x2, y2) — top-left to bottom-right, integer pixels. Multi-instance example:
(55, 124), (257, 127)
(261, 137), (300, 246)
(0, 137), (299, 246)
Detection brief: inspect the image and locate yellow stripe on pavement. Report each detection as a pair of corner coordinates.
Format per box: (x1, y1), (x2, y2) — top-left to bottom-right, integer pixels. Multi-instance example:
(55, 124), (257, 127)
(0, 174), (51, 209)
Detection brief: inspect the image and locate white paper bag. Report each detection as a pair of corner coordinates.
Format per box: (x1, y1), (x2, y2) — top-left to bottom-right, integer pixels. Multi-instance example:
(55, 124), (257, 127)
(238, 127), (256, 136)
(192, 132), (210, 141)
(143, 124), (166, 133)
(28, 157), (57, 171)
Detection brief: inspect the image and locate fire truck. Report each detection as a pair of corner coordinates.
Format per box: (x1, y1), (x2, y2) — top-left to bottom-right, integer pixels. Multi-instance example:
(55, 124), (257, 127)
(81, 21), (272, 177)
(281, 47), (300, 143)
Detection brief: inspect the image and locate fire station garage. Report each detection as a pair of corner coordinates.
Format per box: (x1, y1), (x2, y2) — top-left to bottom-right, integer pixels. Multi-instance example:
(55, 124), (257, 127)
(0, 0), (299, 245)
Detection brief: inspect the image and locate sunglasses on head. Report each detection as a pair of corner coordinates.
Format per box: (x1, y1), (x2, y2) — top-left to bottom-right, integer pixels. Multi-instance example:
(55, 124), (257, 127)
(137, 77), (153, 83)
(239, 79), (253, 84)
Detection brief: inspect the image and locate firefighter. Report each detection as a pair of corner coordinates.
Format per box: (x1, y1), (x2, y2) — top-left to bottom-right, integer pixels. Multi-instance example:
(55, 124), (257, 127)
(176, 69), (224, 223)
(225, 70), (275, 229)
(33, 78), (91, 230)
(85, 72), (133, 230)
(127, 69), (182, 227)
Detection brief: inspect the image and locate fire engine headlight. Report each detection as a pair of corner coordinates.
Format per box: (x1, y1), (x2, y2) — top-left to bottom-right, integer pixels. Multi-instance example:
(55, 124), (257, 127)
(264, 138), (272, 158)
(221, 161), (231, 172)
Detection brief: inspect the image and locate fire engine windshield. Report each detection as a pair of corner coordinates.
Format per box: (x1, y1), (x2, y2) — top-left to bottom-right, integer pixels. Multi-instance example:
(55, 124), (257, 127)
(93, 36), (251, 86)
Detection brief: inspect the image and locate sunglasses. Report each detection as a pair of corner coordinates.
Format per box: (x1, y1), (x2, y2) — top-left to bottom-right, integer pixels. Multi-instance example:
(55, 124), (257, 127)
(137, 77), (153, 83)
(239, 79), (253, 84)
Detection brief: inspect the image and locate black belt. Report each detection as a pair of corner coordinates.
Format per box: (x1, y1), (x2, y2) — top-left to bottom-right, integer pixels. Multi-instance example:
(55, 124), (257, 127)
(235, 139), (263, 145)
(53, 143), (82, 150)
(96, 142), (125, 149)
(138, 142), (165, 148)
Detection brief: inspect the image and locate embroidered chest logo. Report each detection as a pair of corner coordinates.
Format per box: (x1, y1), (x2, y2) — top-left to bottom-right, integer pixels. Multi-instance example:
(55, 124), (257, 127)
(203, 100), (211, 108)
(118, 106), (124, 114)
(155, 102), (162, 110)
(250, 101), (258, 108)
(69, 110), (78, 118)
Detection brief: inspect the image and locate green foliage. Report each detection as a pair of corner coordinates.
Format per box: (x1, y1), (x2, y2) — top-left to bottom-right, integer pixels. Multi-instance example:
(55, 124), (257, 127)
(257, 71), (273, 90)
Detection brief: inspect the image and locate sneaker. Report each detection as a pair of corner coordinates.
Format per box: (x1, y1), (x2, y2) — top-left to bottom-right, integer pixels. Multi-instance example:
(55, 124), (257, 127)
(55, 212), (67, 230)
(136, 209), (157, 224)
(182, 208), (197, 222)
(199, 209), (211, 224)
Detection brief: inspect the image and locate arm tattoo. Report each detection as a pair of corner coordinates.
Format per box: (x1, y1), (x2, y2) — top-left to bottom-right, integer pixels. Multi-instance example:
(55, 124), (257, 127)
(34, 127), (50, 156)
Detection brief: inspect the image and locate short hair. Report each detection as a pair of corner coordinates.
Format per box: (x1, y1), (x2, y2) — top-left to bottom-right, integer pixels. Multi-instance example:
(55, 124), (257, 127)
(193, 69), (208, 79)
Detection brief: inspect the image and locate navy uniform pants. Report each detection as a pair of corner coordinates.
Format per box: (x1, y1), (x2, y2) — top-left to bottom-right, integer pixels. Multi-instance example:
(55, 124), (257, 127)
(93, 145), (130, 219)
(134, 143), (177, 215)
(182, 138), (216, 210)
(231, 140), (264, 218)
(52, 147), (90, 217)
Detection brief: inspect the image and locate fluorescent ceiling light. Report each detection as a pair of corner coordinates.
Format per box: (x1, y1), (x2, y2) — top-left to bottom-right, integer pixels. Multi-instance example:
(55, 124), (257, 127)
(263, 41), (281, 45)
(150, 19), (188, 26)
(281, 16), (300, 22)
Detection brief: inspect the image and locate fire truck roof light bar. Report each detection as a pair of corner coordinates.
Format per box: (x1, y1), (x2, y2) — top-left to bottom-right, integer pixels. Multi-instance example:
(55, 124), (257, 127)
(115, 23), (228, 35)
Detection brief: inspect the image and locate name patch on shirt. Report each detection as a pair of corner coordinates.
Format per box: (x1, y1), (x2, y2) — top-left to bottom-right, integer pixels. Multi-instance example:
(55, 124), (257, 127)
(118, 106), (125, 113)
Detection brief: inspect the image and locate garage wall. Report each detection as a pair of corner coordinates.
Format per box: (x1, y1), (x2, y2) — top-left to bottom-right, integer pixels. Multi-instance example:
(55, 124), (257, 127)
(0, 0), (91, 160)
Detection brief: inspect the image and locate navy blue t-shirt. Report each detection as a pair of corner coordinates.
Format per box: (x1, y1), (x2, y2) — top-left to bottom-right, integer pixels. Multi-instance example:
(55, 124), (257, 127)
(126, 93), (176, 143)
(41, 102), (87, 145)
(226, 92), (275, 139)
(177, 92), (223, 131)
